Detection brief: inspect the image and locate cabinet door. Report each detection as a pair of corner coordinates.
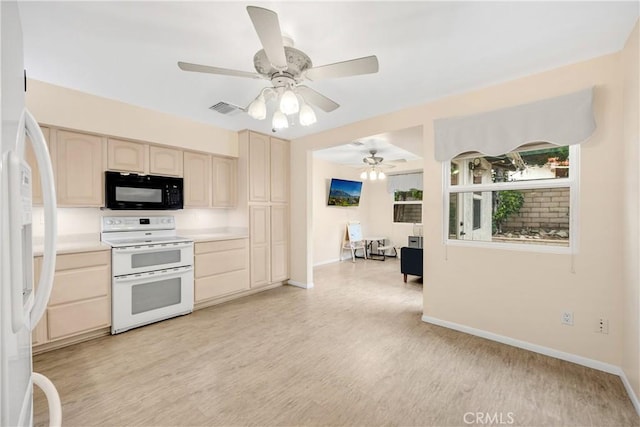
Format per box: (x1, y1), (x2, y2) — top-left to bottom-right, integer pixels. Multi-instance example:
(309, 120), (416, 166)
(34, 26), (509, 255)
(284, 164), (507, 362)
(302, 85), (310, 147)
(211, 156), (237, 207)
(270, 137), (289, 203)
(248, 132), (270, 202)
(107, 138), (147, 173)
(25, 126), (50, 206)
(55, 130), (104, 206)
(150, 146), (183, 177)
(250, 206), (271, 287)
(270, 205), (289, 282)
(184, 151), (211, 207)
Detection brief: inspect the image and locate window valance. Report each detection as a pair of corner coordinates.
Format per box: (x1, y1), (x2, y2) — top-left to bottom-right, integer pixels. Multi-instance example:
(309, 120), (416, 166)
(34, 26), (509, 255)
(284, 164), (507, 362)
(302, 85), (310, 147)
(433, 87), (595, 162)
(387, 172), (423, 193)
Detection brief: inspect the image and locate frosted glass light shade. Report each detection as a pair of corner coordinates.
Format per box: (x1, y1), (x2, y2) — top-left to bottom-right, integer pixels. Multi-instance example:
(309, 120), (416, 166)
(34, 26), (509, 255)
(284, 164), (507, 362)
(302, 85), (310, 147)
(247, 96), (266, 120)
(272, 110), (288, 129)
(360, 171), (367, 179)
(378, 171), (386, 180)
(369, 170), (378, 180)
(280, 89), (299, 115)
(299, 104), (317, 126)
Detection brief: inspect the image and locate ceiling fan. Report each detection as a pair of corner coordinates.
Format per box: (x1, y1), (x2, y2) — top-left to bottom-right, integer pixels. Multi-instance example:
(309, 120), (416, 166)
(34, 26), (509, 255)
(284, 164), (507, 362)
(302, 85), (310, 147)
(361, 150), (394, 180)
(177, 6), (379, 130)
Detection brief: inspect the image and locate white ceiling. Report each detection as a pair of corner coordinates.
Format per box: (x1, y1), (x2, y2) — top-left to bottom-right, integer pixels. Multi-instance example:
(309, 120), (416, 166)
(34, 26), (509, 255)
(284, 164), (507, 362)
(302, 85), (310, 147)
(313, 126), (423, 166)
(18, 1), (639, 142)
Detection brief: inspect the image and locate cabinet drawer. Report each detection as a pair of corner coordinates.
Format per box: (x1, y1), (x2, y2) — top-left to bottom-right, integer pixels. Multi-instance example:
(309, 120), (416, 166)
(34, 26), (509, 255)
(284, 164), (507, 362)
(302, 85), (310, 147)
(55, 251), (110, 271)
(195, 269), (249, 302)
(47, 297), (110, 341)
(195, 239), (247, 255)
(49, 265), (110, 305)
(195, 248), (247, 279)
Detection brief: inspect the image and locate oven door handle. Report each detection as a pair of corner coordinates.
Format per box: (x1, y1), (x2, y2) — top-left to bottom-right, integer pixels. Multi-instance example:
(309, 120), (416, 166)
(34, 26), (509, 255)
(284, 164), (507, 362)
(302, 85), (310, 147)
(113, 265), (193, 284)
(113, 242), (193, 254)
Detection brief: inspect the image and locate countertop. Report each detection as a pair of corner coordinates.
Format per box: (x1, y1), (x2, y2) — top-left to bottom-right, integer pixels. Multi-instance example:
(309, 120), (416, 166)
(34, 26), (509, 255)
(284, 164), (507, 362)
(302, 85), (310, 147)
(177, 227), (249, 242)
(32, 227), (248, 256)
(33, 234), (110, 256)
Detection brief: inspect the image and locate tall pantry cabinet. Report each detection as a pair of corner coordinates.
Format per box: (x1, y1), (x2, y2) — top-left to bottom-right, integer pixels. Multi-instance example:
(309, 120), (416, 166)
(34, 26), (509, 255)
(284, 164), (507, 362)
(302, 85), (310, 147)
(239, 131), (290, 288)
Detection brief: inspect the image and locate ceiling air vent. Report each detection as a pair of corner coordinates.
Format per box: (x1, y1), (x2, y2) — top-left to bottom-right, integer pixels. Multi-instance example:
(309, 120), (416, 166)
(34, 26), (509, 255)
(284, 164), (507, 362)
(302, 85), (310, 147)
(209, 102), (244, 116)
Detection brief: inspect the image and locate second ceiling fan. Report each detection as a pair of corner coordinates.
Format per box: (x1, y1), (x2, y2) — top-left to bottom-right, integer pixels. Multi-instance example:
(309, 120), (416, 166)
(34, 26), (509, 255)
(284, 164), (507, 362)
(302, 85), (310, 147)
(178, 6), (379, 129)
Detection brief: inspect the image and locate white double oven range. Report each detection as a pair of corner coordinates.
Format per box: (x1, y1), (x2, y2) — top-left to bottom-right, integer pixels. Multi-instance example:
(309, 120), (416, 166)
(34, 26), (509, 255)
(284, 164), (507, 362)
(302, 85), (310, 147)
(101, 216), (194, 334)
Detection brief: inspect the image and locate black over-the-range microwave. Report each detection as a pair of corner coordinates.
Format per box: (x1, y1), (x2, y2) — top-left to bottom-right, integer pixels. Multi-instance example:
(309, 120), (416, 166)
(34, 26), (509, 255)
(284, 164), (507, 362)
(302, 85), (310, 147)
(105, 171), (184, 210)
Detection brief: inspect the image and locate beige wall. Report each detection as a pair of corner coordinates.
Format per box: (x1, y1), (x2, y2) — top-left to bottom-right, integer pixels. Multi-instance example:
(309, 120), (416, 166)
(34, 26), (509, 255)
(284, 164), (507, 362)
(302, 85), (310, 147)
(26, 79), (238, 157)
(312, 158), (370, 265)
(621, 20), (640, 401)
(292, 51), (630, 367)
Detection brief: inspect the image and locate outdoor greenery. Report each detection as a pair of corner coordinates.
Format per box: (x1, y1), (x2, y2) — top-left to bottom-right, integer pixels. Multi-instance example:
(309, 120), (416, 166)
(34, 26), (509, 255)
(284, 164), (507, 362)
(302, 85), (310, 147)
(394, 188), (423, 202)
(493, 190), (524, 233)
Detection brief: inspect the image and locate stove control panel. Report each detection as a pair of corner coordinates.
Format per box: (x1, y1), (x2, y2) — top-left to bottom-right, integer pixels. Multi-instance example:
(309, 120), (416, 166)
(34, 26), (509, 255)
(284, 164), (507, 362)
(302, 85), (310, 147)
(102, 216), (175, 232)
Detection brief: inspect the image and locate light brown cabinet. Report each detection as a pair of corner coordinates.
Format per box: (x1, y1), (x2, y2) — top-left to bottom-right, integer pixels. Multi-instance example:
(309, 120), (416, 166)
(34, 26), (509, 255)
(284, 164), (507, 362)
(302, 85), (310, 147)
(249, 206), (271, 287)
(150, 146), (183, 177)
(269, 137), (289, 203)
(25, 126), (51, 206)
(270, 205), (289, 282)
(107, 138), (147, 173)
(247, 132), (271, 202)
(194, 239), (249, 303)
(32, 250), (111, 347)
(183, 151), (211, 207)
(211, 156), (237, 207)
(54, 130), (105, 206)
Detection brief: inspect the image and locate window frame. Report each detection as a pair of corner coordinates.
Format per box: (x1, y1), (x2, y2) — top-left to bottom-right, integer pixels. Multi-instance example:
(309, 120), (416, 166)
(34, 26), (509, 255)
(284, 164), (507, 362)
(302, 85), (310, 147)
(392, 188), (423, 224)
(442, 145), (580, 254)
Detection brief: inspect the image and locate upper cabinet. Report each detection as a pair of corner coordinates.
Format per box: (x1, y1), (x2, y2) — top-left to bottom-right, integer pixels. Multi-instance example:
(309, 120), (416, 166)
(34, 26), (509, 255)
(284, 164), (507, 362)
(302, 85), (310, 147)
(54, 130), (105, 207)
(150, 146), (183, 177)
(241, 131), (289, 204)
(183, 151), (211, 207)
(107, 138), (147, 173)
(269, 137), (289, 203)
(211, 156), (237, 208)
(25, 126), (50, 205)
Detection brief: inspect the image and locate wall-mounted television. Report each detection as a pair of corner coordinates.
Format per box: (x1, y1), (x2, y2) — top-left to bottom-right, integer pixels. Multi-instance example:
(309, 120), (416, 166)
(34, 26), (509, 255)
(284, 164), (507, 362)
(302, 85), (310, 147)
(327, 178), (363, 207)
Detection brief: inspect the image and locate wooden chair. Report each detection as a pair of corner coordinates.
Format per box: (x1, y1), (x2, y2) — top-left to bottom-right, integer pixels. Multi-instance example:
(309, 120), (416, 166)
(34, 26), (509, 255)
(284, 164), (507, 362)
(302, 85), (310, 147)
(340, 222), (367, 262)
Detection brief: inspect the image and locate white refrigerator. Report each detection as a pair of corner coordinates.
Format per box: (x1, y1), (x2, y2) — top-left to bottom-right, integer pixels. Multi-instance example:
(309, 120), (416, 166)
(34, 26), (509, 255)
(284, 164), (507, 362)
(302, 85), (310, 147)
(1, 1), (61, 426)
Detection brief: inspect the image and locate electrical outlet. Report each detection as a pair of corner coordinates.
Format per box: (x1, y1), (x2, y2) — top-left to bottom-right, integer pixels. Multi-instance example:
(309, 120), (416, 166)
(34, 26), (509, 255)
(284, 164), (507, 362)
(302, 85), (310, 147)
(561, 311), (574, 326)
(597, 318), (609, 334)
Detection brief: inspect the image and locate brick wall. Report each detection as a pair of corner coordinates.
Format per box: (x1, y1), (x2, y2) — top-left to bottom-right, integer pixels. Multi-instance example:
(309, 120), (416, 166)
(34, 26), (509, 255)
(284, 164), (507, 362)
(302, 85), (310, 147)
(502, 188), (570, 230)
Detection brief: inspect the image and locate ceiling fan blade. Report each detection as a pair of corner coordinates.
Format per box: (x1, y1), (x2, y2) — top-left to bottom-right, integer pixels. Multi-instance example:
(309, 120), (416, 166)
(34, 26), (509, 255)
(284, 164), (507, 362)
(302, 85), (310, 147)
(246, 6), (287, 70)
(178, 62), (262, 79)
(305, 55), (379, 81)
(297, 86), (340, 112)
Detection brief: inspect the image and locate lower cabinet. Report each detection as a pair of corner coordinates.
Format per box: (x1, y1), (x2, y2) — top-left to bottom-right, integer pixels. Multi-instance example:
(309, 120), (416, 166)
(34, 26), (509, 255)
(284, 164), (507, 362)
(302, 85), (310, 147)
(194, 239), (249, 304)
(32, 250), (111, 348)
(249, 205), (289, 288)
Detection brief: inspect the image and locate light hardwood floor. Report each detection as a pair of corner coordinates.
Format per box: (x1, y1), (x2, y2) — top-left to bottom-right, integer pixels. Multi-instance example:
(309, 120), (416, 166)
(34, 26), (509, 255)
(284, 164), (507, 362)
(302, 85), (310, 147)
(34, 258), (638, 426)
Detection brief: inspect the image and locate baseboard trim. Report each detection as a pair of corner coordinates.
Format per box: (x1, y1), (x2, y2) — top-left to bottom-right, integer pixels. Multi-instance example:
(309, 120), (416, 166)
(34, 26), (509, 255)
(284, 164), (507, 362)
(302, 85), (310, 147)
(287, 280), (314, 289)
(313, 258), (340, 267)
(619, 369), (640, 416)
(421, 315), (640, 416)
(421, 315), (618, 373)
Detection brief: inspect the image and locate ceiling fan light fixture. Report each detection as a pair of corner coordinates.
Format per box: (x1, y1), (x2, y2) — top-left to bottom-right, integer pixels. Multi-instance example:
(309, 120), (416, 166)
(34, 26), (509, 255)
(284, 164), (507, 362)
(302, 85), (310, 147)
(369, 170), (378, 180)
(378, 171), (386, 180)
(299, 103), (317, 126)
(247, 95), (267, 120)
(360, 171), (368, 180)
(272, 109), (288, 129)
(280, 89), (299, 115)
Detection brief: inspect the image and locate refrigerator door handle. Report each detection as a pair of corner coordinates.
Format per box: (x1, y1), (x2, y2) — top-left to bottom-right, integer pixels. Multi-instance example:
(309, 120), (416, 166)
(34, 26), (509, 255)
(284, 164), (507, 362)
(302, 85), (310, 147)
(25, 109), (57, 328)
(32, 373), (62, 427)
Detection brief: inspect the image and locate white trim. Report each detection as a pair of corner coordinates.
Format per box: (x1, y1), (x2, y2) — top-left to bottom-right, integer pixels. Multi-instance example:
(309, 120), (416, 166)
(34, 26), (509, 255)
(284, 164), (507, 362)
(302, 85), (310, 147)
(287, 280), (314, 289)
(313, 258), (340, 267)
(421, 315), (619, 374)
(620, 369), (640, 416)
(445, 238), (571, 255)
